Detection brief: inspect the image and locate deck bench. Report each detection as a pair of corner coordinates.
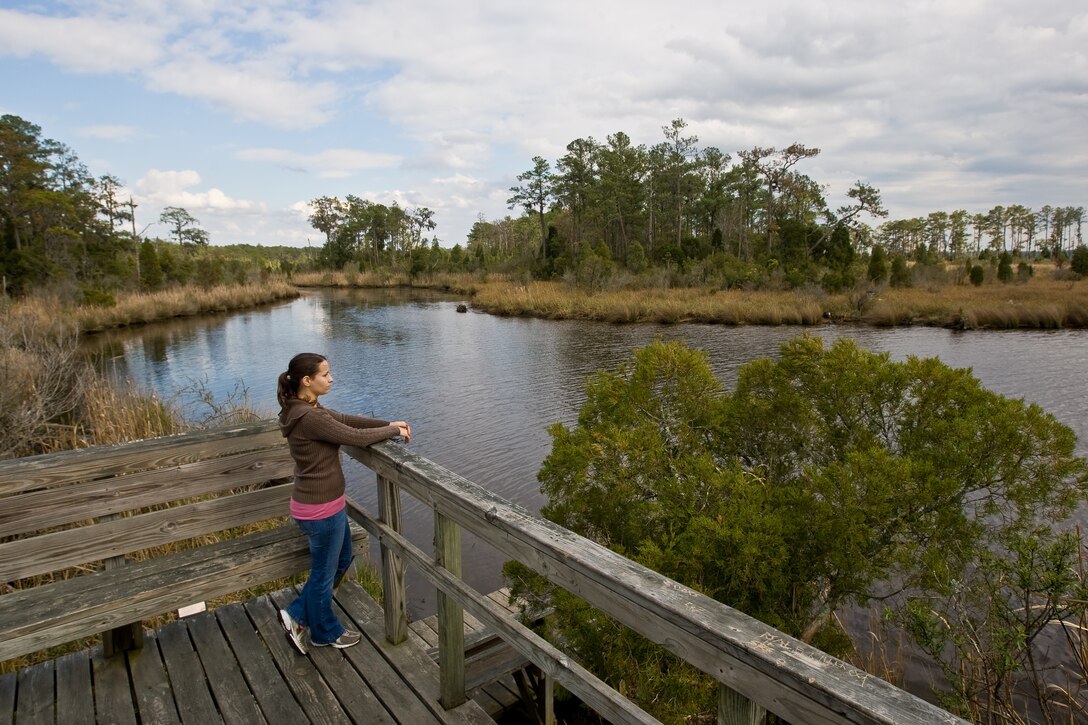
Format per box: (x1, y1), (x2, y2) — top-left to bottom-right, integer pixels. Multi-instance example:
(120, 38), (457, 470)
(0, 421), (362, 664)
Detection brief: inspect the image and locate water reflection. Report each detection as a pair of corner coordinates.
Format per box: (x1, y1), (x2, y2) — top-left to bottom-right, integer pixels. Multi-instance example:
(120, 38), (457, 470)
(87, 289), (1088, 619)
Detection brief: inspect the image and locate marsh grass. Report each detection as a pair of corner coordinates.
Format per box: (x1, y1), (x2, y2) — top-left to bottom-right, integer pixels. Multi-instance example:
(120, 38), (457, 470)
(75, 280), (300, 332)
(291, 269), (480, 296)
(283, 264), (1088, 329)
(470, 281), (830, 325)
(864, 276), (1088, 329)
(467, 273), (1088, 330)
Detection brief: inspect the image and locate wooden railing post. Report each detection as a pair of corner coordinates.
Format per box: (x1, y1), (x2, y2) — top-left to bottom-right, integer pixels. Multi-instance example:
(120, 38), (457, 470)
(376, 474), (407, 644)
(435, 510), (466, 708)
(718, 683), (765, 725)
(100, 512), (143, 657)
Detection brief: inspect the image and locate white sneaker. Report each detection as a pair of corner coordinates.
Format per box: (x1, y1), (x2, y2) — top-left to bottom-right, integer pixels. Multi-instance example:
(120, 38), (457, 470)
(280, 609), (308, 655)
(311, 629), (361, 649)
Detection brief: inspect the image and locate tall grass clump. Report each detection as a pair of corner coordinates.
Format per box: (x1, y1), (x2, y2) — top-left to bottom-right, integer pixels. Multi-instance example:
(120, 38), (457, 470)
(0, 297), (86, 458)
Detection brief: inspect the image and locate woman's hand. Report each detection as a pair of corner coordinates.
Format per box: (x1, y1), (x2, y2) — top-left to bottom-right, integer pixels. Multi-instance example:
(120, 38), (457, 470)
(390, 421), (411, 443)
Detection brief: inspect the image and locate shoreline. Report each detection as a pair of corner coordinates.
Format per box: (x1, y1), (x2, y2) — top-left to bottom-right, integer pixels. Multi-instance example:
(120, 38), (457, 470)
(73, 281), (301, 334)
(292, 273), (1088, 331)
(46, 272), (1088, 334)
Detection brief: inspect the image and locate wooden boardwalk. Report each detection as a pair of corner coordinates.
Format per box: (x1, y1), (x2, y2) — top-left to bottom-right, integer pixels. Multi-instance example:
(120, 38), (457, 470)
(0, 582), (496, 725)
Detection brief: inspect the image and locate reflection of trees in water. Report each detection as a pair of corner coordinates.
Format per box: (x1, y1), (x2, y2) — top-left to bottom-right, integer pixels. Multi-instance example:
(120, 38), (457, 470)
(320, 288), (458, 345)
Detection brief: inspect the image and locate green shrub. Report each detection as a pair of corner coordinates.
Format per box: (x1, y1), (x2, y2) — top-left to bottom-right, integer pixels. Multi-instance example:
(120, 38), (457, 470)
(997, 251), (1014, 283)
(867, 245), (889, 283)
(1071, 245), (1088, 276)
(890, 256), (912, 287)
(969, 264), (985, 287)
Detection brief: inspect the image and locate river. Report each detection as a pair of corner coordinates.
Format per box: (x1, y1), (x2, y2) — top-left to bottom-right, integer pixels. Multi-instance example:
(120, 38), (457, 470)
(88, 288), (1088, 622)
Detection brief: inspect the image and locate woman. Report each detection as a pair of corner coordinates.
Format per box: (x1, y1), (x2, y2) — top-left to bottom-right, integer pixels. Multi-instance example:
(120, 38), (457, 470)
(276, 352), (411, 653)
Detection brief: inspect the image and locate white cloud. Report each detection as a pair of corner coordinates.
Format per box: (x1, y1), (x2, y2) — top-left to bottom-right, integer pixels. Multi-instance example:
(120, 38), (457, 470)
(146, 59), (339, 129)
(77, 125), (140, 141)
(0, 9), (163, 73)
(234, 147), (402, 177)
(135, 169), (265, 213)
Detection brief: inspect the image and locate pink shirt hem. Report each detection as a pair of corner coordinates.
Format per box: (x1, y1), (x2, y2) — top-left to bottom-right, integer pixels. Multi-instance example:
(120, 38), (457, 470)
(290, 494), (346, 521)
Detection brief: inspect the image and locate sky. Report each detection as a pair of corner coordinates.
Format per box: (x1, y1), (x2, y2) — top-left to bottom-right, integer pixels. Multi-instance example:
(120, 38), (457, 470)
(1, 0), (1085, 248)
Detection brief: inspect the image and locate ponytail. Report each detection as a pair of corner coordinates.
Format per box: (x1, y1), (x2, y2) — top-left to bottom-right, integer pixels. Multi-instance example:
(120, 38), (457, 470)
(278, 353), (327, 411)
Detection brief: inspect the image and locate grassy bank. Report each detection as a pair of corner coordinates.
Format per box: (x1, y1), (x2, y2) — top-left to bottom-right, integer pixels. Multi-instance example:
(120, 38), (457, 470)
(75, 280), (300, 332)
(469, 275), (1088, 329)
(860, 277), (1088, 328)
(292, 266), (1088, 330)
(472, 281), (829, 324)
(291, 269), (480, 295)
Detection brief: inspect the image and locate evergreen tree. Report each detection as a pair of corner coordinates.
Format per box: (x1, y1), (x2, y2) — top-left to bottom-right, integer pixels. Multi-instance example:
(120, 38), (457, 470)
(139, 240), (163, 290)
(868, 245), (889, 283)
(890, 255), (912, 287)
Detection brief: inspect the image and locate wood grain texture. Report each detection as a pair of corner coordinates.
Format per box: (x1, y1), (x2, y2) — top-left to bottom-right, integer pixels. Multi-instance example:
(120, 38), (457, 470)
(92, 647), (138, 725)
(350, 507), (659, 724)
(241, 595), (351, 724)
(435, 511), (466, 709)
(126, 633), (182, 725)
(0, 524), (361, 661)
(15, 660), (53, 725)
(185, 610), (268, 725)
(0, 421), (282, 495)
(374, 477), (407, 645)
(156, 623), (224, 725)
(0, 670), (14, 725)
(54, 650), (94, 725)
(214, 603), (310, 724)
(0, 447), (293, 538)
(0, 483), (292, 582)
(333, 582), (496, 725)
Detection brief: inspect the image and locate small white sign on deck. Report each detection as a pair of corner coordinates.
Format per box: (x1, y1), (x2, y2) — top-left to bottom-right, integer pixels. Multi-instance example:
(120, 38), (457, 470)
(178, 602), (207, 617)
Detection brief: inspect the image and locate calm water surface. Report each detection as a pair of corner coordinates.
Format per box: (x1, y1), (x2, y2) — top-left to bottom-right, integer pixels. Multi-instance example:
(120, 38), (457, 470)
(89, 289), (1088, 618)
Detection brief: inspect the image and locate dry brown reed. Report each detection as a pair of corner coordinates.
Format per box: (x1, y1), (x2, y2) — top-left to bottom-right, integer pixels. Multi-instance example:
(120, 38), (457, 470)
(75, 280), (300, 332)
(470, 281), (830, 325)
(465, 272), (1087, 330)
(290, 269), (481, 296)
(848, 610), (908, 688)
(863, 276), (1088, 329)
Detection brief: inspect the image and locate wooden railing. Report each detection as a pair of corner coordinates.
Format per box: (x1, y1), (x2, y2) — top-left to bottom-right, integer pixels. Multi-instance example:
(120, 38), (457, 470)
(347, 439), (966, 725)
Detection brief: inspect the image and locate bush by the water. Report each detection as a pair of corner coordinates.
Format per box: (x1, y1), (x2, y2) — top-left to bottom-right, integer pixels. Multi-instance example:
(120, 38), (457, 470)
(508, 338), (1088, 722)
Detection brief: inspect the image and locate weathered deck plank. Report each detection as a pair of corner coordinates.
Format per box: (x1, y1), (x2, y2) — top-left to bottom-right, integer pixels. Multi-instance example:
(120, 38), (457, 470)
(215, 602), (310, 723)
(157, 623), (225, 725)
(336, 581), (494, 724)
(185, 610), (268, 725)
(264, 589), (395, 724)
(126, 633), (180, 725)
(0, 672), (13, 725)
(91, 647), (136, 725)
(15, 660), (53, 725)
(55, 650), (94, 725)
(409, 585), (538, 720)
(1, 582), (496, 724)
(242, 595), (353, 723)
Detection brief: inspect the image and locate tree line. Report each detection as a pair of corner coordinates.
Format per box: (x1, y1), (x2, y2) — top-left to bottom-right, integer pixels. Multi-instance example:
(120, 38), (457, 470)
(467, 118), (1085, 288)
(0, 114), (314, 301)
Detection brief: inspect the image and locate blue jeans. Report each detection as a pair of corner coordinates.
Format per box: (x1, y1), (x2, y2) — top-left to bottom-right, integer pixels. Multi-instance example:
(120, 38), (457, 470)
(286, 508), (353, 645)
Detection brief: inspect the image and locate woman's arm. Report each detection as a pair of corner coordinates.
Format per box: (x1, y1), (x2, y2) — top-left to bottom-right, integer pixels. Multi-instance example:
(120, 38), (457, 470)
(302, 408), (401, 447)
(328, 409), (389, 429)
(327, 409), (411, 443)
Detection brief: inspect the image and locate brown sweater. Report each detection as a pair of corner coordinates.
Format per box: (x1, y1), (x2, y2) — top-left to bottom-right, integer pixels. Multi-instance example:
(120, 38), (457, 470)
(279, 398), (400, 504)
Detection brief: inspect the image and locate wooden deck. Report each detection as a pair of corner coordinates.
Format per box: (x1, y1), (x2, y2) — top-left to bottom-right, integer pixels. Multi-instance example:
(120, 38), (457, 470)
(0, 581), (497, 725)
